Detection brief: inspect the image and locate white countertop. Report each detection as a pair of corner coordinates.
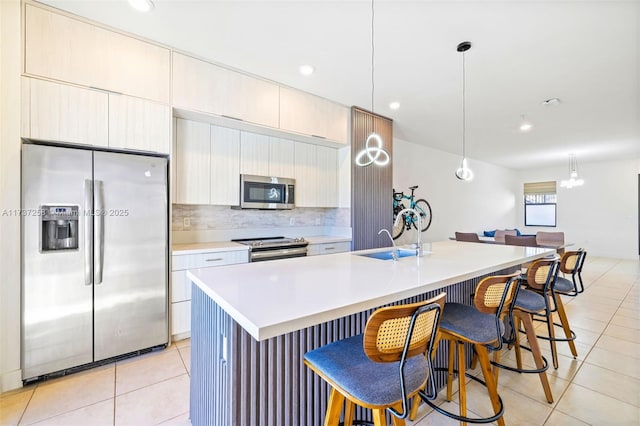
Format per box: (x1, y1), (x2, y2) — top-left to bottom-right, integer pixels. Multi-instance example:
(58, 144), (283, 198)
(304, 235), (352, 244)
(172, 241), (249, 255)
(187, 240), (554, 341)
(172, 235), (351, 255)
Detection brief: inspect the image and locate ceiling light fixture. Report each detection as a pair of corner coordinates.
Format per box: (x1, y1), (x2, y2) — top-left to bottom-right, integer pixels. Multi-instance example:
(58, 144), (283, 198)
(355, 0), (389, 167)
(455, 41), (473, 181)
(389, 101), (400, 110)
(542, 97), (561, 106)
(128, 0), (154, 12)
(299, 64), (315, 76)
(519, 115), (533, 132)
(560, 154), (585, 188)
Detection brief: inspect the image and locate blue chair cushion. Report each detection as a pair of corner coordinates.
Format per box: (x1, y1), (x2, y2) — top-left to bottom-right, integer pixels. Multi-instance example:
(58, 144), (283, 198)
(554, 277), (574, 293)
(303, 334), (428, 407)
(440, 303), (504, 344)
(483, 230), (496, 237)
(515, 288), (546, 312)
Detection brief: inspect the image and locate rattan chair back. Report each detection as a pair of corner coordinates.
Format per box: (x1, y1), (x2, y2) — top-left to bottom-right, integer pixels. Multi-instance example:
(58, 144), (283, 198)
(473, 272), (521, 316)
(363, 293), (445, 363)
(526, 258), (560, 292)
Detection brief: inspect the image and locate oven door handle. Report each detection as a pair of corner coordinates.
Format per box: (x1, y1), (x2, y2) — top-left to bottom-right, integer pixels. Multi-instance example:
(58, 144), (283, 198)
(250, 246), (308, 261)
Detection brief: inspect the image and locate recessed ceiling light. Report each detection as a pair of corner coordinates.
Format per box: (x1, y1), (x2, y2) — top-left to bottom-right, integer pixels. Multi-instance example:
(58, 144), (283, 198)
(519, 115), (533, 132)
(542, 97), (561, 106)
(128, 0), (154, 12)
(389, 101), (400, 110)
(299, 65), (315, 76)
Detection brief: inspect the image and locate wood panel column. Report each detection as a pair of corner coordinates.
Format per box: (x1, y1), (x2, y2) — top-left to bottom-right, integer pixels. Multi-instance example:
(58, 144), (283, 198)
(351, 107), (393, 250)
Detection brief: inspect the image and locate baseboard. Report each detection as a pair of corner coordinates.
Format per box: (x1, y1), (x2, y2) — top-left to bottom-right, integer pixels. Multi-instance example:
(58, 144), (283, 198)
(1, 368), (23, 393)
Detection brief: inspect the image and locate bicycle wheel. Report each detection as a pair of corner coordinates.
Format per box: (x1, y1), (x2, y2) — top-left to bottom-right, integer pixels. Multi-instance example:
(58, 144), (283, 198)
(413, 199), (432, 232)
(392, 213), (405, 240)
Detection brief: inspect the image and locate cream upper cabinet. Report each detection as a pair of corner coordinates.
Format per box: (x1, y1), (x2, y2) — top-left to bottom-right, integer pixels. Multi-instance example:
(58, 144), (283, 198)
(317, 146), (338, 207)
(172, 52), (279, 128)
(240, 132), (270, 176)
(175, 119), (211, 204)
(269, 137), (295, 178)
(280, 87), (350, 145)
(25, 4), (170, 103)
(108, 94), (171, 154)
(210, 126), (240, 206)
(27, 78), (108, 147)
(294, 142), (317, 207)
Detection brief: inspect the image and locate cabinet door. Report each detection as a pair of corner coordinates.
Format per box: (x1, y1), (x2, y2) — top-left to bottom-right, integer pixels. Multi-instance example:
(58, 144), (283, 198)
(175, 119), (210, 204)
(324, 102), (350, 145)
(172, 52), (278, 128)
(108, 94), (171, 154)
(210, 126), (240, 206)
(280, 86), (349, 144)
(294, 142), (317, 207)
(28, 78), (108, 146)
(317, 146), (338, 207)
(240, 132), (270, 176)
(269, 137), (295, 178)
(280, 87), (322, 138)
(25, 5), (170, 103)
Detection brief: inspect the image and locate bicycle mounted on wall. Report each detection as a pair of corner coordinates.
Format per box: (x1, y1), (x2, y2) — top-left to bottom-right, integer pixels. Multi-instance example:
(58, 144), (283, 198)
(392, 185), (432, 240)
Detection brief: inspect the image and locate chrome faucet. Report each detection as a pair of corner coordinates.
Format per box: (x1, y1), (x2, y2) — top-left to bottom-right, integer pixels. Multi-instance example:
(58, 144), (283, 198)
(394, 208), (423, 256)
(378, 228), (398, 261)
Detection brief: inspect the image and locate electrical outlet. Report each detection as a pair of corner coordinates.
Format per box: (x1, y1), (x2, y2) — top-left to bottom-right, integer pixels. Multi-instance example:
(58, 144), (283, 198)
(289, 217), (295, 226)
(183, 217), (191, 228)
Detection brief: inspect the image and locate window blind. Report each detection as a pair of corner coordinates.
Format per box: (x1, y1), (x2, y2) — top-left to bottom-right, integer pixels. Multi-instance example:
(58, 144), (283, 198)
(524, 181), (556, 195)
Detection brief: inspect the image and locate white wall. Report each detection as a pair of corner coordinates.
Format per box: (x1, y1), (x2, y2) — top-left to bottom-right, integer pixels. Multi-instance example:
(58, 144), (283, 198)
(392, 138), (518, 246)
(0, 0), (24, 392)
(516, 158), (640, 259)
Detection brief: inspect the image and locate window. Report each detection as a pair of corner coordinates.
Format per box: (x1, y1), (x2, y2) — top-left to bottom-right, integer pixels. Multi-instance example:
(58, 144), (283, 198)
(524, 181), (557, 227)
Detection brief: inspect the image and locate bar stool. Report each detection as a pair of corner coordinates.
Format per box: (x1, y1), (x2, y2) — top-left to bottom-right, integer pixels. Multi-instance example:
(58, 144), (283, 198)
(521, 257), (578, 369)
(555, 249), (587, 296)
(492, 258), (558, 403)
(423, 272), (520, 425)
(304, 293), (446, 426)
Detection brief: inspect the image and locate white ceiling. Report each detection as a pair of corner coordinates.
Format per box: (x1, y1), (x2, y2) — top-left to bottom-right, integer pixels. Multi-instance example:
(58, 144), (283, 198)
(39, 0), (640, 170)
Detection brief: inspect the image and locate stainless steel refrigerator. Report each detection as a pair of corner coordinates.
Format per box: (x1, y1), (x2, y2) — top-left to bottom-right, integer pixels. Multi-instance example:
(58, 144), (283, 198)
(21, 141), (169, 381)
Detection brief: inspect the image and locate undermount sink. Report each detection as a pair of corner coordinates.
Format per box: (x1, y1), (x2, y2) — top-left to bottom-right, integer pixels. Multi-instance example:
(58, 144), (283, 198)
(358, 249), (417, 261)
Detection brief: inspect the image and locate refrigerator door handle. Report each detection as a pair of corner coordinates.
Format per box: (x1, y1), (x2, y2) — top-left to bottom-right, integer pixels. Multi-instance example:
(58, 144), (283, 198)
(84, 179), (93, 286)
(95, 180), (105, 285)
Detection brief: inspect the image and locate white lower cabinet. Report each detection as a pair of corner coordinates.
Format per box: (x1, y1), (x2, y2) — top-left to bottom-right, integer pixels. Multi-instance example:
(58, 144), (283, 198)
(171, 249), (248, 338)
(307, 241), (351, 256)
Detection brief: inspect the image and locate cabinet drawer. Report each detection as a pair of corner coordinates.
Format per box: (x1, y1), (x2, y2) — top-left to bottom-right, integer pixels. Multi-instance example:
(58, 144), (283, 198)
(172, 249), (248, 271)
(308, 241), (351, 256)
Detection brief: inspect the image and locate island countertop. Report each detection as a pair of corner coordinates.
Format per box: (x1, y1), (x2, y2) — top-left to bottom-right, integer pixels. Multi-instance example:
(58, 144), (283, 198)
(187, 240), (554, 341)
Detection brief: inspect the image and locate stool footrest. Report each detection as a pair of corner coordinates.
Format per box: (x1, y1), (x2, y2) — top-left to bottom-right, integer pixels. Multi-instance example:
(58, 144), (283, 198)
(492, 345), (550, 374)
(423, 367), (505, 424)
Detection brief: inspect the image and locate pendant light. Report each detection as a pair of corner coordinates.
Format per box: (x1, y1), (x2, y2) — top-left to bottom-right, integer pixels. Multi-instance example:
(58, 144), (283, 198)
(355, 0), (389, 167)
(455, 41), (473, 181)
(560, 154), (585, 188)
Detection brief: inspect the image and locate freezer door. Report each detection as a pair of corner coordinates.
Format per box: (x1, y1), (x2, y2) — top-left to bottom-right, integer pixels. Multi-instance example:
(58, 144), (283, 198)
(21, 144), (94, 380)
(93, 151), (168, 360)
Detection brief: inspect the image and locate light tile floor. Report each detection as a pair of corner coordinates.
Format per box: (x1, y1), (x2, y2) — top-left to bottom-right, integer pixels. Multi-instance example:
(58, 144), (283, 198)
(1, 257), (638, 425)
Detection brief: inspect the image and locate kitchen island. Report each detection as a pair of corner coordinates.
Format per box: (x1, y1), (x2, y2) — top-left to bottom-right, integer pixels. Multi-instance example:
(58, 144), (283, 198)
(187, 240), (554, 426)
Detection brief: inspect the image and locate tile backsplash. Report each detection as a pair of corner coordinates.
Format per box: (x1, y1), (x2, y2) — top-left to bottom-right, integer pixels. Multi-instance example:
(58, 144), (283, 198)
(172, 204), (350, 232)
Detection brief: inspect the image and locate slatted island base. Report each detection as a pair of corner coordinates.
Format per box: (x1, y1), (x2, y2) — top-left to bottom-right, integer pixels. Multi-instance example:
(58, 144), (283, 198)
(187, 240), (554, 426)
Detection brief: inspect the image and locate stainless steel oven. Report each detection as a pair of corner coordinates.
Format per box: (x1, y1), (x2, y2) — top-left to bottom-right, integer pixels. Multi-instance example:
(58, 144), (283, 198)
(232, 237), (308, 262)
(237, 174), (295, 210)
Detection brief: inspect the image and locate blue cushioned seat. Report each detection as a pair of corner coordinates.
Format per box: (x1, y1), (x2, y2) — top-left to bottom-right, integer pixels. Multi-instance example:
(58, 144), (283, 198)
(303, 334), (428, 407)
(514, 288), (546, 312)
(553, 277), (574, 293)
(440, 303), (505, 344)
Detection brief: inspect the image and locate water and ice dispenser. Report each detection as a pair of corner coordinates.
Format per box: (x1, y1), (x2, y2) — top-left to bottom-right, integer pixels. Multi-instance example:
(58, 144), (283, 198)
(41, 205), (79, 251)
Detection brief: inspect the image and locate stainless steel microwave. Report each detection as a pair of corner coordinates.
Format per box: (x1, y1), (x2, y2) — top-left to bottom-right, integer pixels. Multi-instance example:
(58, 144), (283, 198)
(237, 174), (295, 209)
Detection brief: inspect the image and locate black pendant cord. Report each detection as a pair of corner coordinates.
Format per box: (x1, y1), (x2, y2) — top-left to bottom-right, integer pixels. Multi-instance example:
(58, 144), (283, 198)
(371, 0), (375, 115)
(462, 49), (466, 159)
